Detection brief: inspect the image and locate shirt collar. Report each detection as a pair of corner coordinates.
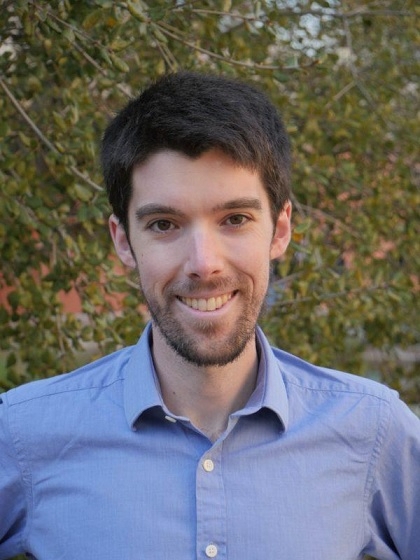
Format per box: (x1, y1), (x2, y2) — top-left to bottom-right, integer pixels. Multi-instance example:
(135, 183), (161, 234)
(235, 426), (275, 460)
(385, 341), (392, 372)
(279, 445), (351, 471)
(124, 323), (164, 429)
(124, 323), (289, 431)
(232, 325), (289, 431)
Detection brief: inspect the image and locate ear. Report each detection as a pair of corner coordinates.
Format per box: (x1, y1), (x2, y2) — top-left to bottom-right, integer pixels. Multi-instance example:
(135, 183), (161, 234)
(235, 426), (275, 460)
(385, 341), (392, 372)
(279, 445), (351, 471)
(270, 200), (292, 260)
(109, 214), (137, 269)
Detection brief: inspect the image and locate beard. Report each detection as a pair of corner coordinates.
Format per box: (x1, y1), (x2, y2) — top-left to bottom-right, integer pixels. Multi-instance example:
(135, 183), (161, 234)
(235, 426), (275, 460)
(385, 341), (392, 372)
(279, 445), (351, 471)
(139, 275), (268, 367)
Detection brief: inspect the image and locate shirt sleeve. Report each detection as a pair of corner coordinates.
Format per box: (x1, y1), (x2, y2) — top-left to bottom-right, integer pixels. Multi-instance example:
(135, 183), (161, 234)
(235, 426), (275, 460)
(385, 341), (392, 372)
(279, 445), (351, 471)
(365, 393), (420, 560)
(0, 393), (27, 559)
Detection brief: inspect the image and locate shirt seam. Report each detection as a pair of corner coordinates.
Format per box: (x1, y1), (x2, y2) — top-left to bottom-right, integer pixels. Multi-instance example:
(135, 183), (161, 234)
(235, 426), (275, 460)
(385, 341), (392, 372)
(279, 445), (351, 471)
(3, 395), (33, 555)
(7, 376), (125, 408)
(284, 377), (391, 402)
(362, 394), (392, 552)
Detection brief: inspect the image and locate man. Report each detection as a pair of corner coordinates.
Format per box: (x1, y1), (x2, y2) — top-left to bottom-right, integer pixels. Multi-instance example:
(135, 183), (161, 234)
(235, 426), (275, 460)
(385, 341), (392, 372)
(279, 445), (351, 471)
(0, 72), (419, 559)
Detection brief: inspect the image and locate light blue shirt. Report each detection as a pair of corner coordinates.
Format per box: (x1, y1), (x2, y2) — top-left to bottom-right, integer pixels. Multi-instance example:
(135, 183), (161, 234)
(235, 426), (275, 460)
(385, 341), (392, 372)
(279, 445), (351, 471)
(1, 323), (419, 559)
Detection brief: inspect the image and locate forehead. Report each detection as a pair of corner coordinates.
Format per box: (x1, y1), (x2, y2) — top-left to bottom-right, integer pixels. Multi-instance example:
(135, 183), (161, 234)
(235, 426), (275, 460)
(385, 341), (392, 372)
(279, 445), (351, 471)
(129, 149), (270, 211)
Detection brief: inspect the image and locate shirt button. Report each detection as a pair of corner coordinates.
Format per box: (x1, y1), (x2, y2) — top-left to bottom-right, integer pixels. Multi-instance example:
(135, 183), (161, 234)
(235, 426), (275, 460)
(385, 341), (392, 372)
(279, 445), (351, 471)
(205, 544), (218, 557)
(203, 459), (214, 472)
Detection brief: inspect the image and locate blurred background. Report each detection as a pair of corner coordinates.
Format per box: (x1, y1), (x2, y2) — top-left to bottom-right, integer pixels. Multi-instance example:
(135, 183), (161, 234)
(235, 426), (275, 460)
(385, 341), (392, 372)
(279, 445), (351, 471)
(1, 0), (419, 414)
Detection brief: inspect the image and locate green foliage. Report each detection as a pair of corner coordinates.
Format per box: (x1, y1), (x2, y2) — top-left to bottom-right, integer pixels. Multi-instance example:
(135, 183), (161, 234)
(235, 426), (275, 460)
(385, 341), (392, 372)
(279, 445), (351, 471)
(1, 0), (419, 408)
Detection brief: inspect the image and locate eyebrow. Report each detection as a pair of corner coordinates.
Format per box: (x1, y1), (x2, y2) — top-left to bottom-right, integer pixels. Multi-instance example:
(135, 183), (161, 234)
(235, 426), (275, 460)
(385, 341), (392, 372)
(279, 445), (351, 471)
(134, 204), (186, 222)
(213, 197), (263, 212)
(134, 197), (263, 222)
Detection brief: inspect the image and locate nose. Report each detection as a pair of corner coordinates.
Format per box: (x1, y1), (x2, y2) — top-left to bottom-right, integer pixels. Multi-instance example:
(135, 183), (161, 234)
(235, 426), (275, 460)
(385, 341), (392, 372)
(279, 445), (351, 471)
(183, 226), (223, 279)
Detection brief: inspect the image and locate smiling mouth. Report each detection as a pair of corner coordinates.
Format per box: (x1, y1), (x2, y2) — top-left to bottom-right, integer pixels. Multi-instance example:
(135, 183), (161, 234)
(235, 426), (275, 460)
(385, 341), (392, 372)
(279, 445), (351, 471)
(178, 292), (234, 312)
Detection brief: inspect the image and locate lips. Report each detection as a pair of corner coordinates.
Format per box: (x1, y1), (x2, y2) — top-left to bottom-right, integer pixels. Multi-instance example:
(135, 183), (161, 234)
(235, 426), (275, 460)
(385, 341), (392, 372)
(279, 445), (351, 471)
(179, 292), (233, 312)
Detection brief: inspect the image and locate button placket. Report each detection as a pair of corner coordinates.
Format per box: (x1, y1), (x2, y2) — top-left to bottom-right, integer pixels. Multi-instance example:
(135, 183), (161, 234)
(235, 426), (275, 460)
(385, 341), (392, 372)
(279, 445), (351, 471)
(196, 444), (226, 559)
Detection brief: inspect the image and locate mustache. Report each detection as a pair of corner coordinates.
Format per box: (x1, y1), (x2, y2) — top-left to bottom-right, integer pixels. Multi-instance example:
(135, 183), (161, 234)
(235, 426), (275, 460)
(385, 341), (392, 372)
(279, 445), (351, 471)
(167, 277), (238, 297)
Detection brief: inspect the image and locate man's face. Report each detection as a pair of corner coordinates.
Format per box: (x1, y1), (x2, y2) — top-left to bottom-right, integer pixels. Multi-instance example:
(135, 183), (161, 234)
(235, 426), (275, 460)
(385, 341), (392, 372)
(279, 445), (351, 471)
(110, 149), (291, 367)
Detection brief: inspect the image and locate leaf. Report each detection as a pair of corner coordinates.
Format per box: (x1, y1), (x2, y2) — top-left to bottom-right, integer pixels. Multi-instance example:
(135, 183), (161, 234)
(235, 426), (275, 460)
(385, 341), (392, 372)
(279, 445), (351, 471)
(151, 25), (168, 44)
(126, 1), (149, 22)
(110, 53), (130, 73)
(6, 353), (17, 368)
(45, 18), (62, 34)
(74, 183), (93, 202)
(99, 47), (113, 66)
(273, 71), (289, 83)
(18, 132), (32, 147)
(294, 220), (312, 234)
(62, 27), (75, 43)
(52, 111), (67, 131)
(7, 291), (19, 311)
(110, 38), (131, 52)
(83, 9), (103, 30)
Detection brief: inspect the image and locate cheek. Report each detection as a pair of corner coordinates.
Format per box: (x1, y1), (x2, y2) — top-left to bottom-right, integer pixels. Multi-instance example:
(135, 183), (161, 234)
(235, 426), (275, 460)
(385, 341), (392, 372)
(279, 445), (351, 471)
(243, 235), (272, 266)
(235, 249), (271, 287)
(136, 250), (175, 291)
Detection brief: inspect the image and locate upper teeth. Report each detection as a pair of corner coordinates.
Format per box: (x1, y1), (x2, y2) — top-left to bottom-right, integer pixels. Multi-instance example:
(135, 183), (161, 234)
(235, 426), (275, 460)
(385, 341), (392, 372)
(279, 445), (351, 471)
(180, 293), (232, 311)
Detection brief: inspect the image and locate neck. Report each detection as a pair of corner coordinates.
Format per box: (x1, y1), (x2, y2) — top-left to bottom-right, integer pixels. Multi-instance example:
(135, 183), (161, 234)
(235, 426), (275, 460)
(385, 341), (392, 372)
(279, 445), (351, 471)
(151, 326), (259, 442)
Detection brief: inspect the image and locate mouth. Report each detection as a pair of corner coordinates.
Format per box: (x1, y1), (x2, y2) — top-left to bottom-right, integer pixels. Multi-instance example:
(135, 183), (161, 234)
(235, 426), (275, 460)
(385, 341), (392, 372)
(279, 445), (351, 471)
(178, 292), (235, 312)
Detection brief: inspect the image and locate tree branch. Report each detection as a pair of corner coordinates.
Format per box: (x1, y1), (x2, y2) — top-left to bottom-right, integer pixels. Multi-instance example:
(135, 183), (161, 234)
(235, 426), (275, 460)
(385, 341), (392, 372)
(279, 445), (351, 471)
(0, 76), (103, 192)
(274, 283), (392, 307)
(154, 23), (285, 70)
(72, 43), (132, 98)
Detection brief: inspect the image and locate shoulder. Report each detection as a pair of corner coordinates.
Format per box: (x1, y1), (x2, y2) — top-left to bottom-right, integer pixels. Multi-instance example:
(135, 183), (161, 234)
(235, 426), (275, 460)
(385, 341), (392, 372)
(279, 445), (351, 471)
(269, 345), (420, 466)
(272, 345), (396, 403)
(2, 345), (135, 409)
(269, 345), (406, 439)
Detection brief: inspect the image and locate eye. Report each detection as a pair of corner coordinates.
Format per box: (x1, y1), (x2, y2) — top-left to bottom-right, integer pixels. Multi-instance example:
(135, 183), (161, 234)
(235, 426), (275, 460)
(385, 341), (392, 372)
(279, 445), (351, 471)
(149, 219), (175, 233)
(225, 214), (249, 227)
